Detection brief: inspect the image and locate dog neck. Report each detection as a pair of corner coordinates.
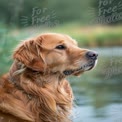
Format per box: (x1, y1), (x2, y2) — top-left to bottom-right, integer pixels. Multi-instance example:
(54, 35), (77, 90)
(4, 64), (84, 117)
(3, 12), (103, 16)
(9, 60), (66, 100)
(9, 60), (65, 85)
(9, 61), (73, 122)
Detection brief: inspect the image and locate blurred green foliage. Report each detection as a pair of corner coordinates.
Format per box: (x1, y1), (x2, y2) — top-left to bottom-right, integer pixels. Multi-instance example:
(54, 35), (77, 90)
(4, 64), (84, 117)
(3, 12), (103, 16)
(0, 28), (16, 74)
(0, 0), (93, 26)
(93, 0), (122, 24)
(0, 0), (122, 27)
(0, 0), (47, 26)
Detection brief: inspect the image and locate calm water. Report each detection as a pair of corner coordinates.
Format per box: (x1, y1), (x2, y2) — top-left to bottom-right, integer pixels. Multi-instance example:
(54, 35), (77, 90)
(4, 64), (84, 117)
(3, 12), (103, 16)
(69, 47), (122, 122)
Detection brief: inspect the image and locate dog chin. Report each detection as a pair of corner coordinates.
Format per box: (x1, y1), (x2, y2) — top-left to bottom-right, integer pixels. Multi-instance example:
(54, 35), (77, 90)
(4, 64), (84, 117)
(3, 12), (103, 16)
(84, 60), (97, 71)
(73, 71), (84, 76)
(73, 61), (97, 76)
(63, 60), (98, 76)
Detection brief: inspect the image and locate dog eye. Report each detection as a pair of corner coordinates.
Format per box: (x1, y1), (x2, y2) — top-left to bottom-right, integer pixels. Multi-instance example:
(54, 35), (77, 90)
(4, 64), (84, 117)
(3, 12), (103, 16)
(56, 45), (66, 50)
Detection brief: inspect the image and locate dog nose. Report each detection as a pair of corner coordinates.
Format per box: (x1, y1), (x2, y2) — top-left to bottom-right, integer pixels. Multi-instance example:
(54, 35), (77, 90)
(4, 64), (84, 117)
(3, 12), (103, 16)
(86, 51), (98, 60)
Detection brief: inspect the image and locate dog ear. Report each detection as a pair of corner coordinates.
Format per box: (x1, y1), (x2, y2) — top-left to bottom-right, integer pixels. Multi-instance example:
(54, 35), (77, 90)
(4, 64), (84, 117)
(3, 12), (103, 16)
(13, 39), (46, 72)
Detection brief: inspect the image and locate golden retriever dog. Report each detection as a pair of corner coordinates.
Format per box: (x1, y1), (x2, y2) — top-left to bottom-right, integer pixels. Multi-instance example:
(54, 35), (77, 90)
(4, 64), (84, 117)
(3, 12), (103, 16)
(0, 33), (98, 122)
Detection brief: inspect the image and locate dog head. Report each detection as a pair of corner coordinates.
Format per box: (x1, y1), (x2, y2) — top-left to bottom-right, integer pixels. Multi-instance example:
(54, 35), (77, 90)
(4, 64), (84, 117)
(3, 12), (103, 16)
(13, 33), (98, 76)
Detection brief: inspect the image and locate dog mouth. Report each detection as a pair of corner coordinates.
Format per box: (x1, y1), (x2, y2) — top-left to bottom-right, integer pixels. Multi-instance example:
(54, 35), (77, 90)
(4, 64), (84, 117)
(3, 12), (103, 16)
(63, 60), (96, 76)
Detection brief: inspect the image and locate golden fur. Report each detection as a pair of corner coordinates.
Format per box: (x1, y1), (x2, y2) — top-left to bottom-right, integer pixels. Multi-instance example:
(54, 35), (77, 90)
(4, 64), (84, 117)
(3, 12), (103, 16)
(0, 33), (97, 122)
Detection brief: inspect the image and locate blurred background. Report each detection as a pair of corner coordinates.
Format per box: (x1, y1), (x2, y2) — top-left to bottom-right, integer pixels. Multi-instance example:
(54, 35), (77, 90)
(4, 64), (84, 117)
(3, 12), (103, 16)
(0, 0), (122, 122)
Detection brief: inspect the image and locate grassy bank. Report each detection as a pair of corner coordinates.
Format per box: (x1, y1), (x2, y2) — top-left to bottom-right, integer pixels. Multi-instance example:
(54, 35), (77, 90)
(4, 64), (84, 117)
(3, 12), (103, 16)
(49, 23), (122, 47)
(1, 22), (122, 47)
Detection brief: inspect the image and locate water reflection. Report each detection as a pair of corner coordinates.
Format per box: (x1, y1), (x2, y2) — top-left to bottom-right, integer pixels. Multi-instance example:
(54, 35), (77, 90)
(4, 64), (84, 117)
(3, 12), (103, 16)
(72, 104), (122, 122)
(69, 47), (122, 122)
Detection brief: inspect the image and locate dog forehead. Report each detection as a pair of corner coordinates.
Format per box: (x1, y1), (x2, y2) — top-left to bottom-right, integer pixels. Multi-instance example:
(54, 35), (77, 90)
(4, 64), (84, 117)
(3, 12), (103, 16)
(41, 33), (77, 45)
(64, 35), (77, 45)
